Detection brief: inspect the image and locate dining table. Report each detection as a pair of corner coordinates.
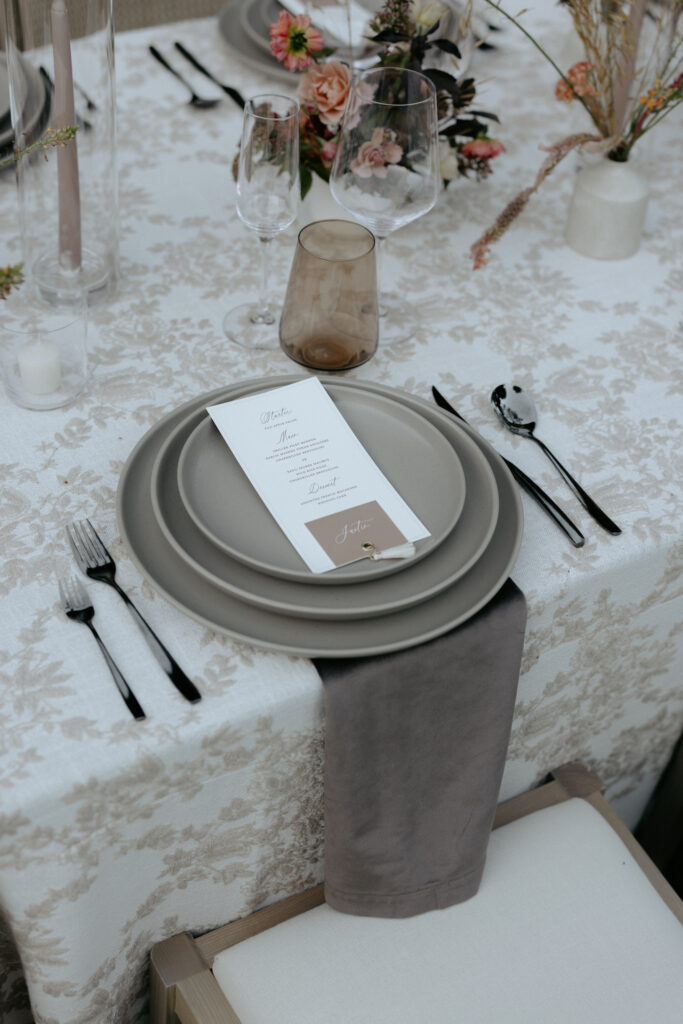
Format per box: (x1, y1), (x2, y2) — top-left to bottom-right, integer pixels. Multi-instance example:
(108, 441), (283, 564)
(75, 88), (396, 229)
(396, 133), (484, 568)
(1, 3), (682, 1022)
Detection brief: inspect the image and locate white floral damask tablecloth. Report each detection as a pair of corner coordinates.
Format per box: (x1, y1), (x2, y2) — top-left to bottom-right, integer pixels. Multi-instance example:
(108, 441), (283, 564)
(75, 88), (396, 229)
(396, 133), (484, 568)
(1, 4), (682, 1022)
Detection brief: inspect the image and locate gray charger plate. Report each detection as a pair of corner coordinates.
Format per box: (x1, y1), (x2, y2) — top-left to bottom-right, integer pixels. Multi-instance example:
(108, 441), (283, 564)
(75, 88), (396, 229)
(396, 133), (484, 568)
(151, 384), (495, 619)
(117, 376), (522, 657)
(176, 386), (467, 583)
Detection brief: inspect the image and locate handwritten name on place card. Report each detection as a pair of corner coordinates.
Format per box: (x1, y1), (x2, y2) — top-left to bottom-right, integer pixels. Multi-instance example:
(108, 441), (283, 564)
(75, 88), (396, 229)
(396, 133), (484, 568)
(207, 378), (429, 573)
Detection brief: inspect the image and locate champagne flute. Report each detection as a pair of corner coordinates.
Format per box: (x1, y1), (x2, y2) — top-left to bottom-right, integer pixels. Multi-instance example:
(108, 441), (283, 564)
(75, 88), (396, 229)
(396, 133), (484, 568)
(330, 67), (439, 345)
(223, 94), (300, 350)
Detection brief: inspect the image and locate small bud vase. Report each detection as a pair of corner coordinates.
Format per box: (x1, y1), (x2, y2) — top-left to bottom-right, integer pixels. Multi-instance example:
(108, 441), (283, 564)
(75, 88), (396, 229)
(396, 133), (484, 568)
(565, 157), (649, 260)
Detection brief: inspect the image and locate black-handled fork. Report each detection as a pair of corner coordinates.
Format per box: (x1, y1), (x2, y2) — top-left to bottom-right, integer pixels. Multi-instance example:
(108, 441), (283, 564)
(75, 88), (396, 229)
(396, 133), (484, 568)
(431, 387), (585, 548)
(174, 42), (245, 109)
(59, 575), (146, 720)
(66, 519), (202, 703)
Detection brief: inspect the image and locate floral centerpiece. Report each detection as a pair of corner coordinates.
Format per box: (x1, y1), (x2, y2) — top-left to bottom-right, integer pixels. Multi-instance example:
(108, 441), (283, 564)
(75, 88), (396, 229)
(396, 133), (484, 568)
(470, 0), (683, 267)
(269, 0), (505, 197)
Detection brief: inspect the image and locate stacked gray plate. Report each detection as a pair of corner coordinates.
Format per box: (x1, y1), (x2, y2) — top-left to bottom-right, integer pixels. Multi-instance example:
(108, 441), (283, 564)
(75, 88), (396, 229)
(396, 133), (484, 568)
(117, 375), (523, 657)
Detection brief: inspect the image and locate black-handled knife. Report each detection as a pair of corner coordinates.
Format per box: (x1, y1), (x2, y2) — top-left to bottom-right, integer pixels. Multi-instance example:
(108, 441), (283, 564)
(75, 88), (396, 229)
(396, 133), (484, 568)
(431, 386), (585, 548)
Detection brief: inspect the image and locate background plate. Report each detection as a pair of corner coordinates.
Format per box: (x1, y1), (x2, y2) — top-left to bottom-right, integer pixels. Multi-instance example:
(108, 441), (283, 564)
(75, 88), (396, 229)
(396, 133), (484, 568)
(0, 54), (49, 162)
(117, 376), (522, 655)
(217, 0), (302, 84)
(0, 58), (10, 127)
(177, 386), (467, 583)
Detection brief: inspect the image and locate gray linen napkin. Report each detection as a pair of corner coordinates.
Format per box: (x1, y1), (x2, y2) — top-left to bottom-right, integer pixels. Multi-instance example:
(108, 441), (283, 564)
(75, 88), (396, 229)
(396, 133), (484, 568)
(314, 578), (526, 918)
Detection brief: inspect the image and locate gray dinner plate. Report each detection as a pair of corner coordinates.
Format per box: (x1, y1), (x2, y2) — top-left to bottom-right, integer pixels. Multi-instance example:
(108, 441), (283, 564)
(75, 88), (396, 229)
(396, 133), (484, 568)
(117, 376), (522, 656)
(176, 386), (467, 583)
(152, 384), (494, 620)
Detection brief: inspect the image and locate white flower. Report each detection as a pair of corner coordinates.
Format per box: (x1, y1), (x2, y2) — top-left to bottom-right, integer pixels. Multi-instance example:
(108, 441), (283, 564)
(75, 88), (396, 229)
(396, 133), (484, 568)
(439, 139), (459, 181)
(411, 0), (448, 33)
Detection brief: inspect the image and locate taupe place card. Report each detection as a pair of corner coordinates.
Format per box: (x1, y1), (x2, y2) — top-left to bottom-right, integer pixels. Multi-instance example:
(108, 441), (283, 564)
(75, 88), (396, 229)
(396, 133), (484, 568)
(305, 500), (408, 567)
(207, 378), (429, 574)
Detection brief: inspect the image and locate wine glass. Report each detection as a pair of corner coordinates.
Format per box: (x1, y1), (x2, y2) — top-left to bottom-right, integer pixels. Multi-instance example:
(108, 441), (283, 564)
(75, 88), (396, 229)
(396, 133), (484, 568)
(223, 94), (300, 350)
(330, 67), (439, 345)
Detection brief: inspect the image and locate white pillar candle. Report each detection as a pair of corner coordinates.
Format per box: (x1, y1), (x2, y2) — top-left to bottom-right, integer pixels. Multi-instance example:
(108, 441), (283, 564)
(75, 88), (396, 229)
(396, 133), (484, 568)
(17, 338), (62, 395)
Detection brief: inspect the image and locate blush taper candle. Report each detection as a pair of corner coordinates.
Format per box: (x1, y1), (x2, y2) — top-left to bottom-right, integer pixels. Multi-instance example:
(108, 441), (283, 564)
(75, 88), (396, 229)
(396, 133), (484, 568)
(51, 0), (82, 270)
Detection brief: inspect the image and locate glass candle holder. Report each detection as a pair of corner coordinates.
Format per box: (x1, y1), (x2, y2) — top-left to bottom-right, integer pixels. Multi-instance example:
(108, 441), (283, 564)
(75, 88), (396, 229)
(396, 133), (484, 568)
(279, 219), (378, 371)
(3, 0), (118, 303)
(1, 287), (88, 410)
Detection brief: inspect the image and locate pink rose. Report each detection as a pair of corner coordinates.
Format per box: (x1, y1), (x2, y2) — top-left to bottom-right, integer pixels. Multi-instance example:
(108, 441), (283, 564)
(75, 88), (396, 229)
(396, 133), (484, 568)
(321, 140), (337, 167)
(297, 60), (351, 127)
(461, 138), (505, 160)
(350, 127), (403, 179)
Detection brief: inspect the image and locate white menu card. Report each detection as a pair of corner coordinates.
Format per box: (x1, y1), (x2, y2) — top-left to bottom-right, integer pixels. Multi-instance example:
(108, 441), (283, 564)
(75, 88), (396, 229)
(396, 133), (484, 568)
(207, 378), (429, 574)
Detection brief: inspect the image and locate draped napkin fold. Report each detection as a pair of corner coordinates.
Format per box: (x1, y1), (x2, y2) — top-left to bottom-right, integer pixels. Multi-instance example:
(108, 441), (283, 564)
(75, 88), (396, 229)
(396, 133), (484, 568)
(315, 578), (527, 918)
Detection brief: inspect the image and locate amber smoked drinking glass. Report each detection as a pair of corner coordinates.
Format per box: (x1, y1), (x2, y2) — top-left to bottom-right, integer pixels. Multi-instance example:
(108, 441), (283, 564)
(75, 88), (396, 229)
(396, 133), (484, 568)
(279, 220), (378, 371)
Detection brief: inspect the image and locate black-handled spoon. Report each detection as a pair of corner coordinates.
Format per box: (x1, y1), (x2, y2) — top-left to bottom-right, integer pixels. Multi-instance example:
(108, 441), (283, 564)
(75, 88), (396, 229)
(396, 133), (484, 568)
(491, 384), (621, 535)
(148, 46), (220, 109)
(174, 42), (245, 109)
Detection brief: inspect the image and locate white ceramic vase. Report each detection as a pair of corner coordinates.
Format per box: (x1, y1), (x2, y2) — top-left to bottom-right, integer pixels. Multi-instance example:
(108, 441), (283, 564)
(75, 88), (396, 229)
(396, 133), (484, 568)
(565, 157), (649, 260)
(298, 174), (356, 227)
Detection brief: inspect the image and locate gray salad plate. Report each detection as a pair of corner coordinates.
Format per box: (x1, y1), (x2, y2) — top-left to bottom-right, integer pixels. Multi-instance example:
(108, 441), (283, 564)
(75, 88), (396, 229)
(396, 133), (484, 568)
(176, 385), (467, 584)
(117, 376), (523, 657)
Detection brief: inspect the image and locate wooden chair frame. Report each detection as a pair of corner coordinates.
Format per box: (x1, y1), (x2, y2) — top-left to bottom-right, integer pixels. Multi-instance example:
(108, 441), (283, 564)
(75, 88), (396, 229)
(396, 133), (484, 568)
(149, 763), (683, 1024)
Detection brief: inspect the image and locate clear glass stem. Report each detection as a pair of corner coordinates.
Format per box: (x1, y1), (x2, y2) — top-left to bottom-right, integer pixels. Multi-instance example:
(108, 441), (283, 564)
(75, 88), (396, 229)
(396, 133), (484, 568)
(344, 0), (353, 54)
(376, 235), (388, 320)
(250, 236), (276, 326)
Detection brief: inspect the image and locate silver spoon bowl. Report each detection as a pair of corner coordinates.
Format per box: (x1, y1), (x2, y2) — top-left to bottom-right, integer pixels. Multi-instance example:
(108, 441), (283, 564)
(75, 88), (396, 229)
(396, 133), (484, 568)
(491, 384), (621, 536)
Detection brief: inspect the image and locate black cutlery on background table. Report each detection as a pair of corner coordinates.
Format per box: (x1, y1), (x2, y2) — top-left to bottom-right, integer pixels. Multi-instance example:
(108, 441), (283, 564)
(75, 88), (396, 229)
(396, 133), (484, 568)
(431, 386), (585, 548)
(173, 42), (245, 109)
(148, 45), (221, 109)
(58, 575), (146, 720)
(39, 66), (93, 130)
(66, 518), (202, 703)
(74, 80), (97, 111)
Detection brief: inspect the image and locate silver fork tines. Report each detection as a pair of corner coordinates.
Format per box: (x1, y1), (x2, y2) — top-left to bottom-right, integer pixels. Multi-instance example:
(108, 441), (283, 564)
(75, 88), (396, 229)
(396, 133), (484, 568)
(58, 574), (146, 721)
(58, 573), (89, 614)
(66, 517), (108, 572)
(66, 519), (201, 704)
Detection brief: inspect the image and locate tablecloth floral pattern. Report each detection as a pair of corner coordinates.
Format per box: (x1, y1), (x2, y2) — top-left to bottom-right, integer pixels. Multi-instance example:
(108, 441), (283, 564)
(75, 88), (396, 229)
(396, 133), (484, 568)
(1, 6), (682, 1023)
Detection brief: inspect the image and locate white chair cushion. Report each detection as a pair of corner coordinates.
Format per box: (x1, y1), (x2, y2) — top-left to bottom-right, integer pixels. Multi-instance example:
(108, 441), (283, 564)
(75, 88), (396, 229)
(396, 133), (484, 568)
(212, 798), (683, 1023)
